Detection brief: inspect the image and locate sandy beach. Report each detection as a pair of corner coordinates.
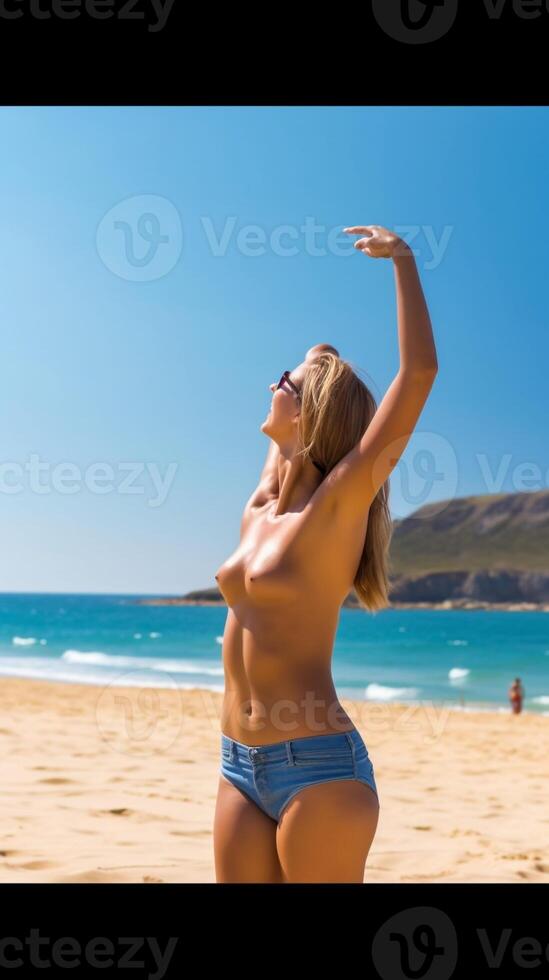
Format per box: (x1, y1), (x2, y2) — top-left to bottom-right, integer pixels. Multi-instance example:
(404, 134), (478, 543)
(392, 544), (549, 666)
(1, 676), (548, 884)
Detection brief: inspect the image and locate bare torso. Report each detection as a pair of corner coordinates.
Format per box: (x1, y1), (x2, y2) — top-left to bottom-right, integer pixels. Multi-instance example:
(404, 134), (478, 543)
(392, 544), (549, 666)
(214, 488), (369, 746)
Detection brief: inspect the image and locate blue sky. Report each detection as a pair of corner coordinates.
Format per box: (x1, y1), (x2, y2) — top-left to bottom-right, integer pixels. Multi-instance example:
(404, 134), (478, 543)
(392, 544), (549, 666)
(1, 105), (548, 594)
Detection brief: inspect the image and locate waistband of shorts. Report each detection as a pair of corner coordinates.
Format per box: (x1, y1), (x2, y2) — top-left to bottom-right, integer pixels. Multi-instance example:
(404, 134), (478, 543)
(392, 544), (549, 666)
(221, 727), (363, 758)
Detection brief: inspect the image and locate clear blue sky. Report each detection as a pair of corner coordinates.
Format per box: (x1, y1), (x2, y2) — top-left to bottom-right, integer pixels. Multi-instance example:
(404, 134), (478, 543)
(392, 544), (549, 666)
(1, 105), (548, 595)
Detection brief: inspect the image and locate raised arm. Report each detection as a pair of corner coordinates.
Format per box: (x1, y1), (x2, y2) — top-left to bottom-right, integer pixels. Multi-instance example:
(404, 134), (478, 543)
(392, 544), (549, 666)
(258, 438), (280, 496)
(240, 438), (281, 527)
(323, 225), (438, 517)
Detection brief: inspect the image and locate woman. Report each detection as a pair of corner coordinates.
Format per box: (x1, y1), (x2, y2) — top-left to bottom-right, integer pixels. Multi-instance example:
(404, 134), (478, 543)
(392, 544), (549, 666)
(509, 677), (524, 714)
(213, 224), (438, 883)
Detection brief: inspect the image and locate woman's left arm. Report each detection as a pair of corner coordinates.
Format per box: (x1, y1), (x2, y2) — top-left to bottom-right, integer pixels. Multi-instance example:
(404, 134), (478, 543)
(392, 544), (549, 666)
(392, 241), (438, 373)
(241, 439), (280, 522)
(316, 225), (439, 518)
(345, 224), (438, 373)
(258, 439), (280, 496)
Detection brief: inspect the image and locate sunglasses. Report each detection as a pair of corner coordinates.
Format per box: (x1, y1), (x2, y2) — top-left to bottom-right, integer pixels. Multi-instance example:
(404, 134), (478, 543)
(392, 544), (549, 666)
(275, 370), (301, 400)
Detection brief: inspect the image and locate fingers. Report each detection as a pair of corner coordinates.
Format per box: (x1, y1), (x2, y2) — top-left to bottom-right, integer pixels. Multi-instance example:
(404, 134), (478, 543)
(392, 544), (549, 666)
(343, 225), (393, 258)
(343, 226), (376, 236)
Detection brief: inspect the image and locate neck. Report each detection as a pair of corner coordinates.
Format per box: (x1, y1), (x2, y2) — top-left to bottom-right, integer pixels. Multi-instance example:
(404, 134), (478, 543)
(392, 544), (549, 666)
(274, 447), (323, 516)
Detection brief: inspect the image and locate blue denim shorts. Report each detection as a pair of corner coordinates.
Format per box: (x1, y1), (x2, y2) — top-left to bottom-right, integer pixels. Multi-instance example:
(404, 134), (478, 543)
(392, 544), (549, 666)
(220, 727), (379, 823)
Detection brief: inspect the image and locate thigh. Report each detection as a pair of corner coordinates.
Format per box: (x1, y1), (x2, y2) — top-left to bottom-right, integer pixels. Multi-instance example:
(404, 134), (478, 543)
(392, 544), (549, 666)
(276, 779), (380, 883)
(213, 774), (285, 883)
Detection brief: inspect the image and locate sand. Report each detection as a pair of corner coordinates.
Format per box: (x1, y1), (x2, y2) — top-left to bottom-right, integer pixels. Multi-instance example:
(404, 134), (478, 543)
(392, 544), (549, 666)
(1, 677), (548, 883)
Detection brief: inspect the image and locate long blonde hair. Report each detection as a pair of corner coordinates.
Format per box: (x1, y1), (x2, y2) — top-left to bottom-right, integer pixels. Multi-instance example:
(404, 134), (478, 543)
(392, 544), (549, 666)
(296, 349), (394, 613)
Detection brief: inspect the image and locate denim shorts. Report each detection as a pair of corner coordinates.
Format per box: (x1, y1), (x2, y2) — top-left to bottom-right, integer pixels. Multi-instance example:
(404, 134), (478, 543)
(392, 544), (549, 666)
(220, 727), (379, 823)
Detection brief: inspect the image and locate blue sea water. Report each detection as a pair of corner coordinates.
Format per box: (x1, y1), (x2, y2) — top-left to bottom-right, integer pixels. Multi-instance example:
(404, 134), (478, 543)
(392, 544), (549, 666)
(1, 593), (548, 715)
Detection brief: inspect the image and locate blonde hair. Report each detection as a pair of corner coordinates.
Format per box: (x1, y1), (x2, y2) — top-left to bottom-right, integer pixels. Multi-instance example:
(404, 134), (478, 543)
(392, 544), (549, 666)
(296, 350), (393, 613)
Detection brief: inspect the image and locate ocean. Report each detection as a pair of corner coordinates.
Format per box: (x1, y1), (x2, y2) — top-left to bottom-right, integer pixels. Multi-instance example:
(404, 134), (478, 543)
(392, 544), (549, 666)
(1, 592), (548, 715)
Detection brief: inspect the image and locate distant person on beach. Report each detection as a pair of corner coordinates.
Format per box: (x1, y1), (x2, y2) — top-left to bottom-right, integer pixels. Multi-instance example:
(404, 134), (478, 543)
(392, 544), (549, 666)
(509, 677), (524, 714)
(213, 224), (438, 883)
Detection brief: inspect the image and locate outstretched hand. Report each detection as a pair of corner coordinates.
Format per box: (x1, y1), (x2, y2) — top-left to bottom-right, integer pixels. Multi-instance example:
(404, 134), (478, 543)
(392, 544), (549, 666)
(342, 225), (409, 259)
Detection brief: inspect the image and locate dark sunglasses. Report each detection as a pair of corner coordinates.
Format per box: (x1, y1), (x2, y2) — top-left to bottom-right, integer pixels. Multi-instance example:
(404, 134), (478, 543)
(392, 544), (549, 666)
(276, 370), (301, 400)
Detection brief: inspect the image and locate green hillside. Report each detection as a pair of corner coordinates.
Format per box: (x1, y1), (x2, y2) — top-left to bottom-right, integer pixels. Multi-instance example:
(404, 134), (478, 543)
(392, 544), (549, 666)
(389, 490), (549, 575)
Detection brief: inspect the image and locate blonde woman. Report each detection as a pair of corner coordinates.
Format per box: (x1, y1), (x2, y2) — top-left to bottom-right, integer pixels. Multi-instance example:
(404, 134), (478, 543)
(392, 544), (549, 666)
(213, 224), (438, 883)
